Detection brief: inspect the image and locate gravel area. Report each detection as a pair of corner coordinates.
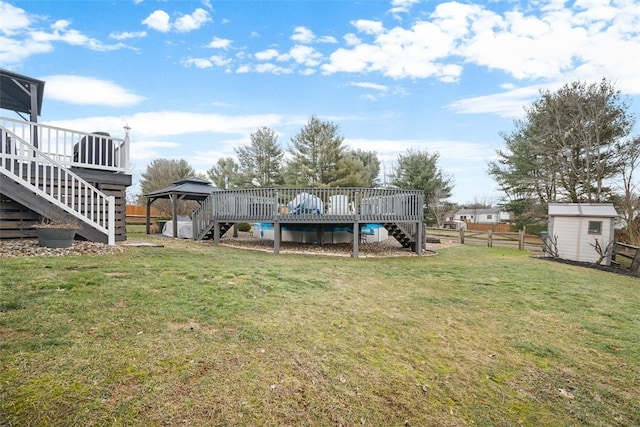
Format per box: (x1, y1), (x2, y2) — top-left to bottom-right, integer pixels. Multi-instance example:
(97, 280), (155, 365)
(0, 239), (127, 258)
(215, 231), (456, 257)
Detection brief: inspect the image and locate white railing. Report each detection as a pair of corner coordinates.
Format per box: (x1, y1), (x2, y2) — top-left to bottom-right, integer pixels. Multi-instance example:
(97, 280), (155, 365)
(1, 125), (115, 245)
(0, 116), (129, 173)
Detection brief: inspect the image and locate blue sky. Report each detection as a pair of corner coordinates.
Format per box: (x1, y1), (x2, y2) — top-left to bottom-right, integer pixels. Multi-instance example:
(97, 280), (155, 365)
(1, 0), (639, 203)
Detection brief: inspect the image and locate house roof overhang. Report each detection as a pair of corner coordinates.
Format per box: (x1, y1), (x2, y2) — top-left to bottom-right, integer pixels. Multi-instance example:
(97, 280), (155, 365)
(0, 69), (45, 119)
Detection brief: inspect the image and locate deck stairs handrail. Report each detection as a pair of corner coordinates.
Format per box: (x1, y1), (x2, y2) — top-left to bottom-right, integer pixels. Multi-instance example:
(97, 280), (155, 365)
(0, 116), (129, 174)
(1, 125), (115, 244)
(193, 187), (424, 246)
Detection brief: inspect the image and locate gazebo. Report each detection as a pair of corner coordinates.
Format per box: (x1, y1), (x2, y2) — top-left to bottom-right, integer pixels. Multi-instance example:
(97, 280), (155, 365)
(144, 177), (218, 238)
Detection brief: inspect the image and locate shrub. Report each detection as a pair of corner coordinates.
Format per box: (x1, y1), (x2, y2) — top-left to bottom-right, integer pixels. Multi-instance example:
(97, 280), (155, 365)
(237, 222), (252, 232)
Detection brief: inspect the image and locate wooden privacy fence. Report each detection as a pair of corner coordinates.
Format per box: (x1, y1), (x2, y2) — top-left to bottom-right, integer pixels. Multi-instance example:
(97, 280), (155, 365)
(464, 222), (511, 233)
(126, 205), (164, 224)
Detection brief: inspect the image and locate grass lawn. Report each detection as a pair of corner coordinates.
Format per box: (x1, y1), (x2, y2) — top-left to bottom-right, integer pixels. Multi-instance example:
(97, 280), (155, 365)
(1, 229), (639, 426)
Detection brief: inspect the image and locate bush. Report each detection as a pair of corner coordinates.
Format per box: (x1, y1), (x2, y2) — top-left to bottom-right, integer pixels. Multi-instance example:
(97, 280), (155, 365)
(237, 222), (252, 232)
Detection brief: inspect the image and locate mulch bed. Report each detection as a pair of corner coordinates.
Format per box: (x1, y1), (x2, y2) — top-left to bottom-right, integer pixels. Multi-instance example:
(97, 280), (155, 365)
(538, 256), (640, 278)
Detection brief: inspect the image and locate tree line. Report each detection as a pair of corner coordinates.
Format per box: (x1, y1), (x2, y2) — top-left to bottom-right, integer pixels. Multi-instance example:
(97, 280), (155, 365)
(138, 115), (453, 223)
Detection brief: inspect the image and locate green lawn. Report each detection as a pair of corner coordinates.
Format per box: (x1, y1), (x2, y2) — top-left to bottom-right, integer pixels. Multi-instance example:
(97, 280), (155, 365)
(1, 232), (639, 426)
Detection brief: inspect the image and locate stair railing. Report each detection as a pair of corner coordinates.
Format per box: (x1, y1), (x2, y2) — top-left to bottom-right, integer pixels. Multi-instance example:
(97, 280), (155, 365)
(1, 126), (115, 245)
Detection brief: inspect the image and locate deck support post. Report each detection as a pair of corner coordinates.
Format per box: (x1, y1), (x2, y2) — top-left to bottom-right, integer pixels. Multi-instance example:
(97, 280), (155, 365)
(213, 222), (220, 243)
(145, 198), (152, 234)
(415, 221), (423, 256)
(352, 222), (359, 258)
(274, 222), (281, 254)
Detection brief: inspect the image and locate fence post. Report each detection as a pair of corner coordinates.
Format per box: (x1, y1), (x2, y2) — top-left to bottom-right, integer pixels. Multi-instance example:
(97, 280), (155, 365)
(631, 247), (640, 274)
(518, 230), (525, 250)
(487, 230), (493, 248)
(459, 227), (464, 244)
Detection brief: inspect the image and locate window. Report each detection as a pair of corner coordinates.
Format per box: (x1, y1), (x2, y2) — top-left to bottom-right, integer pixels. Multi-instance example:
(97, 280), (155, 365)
(487, 214), (493, 220)
(588, 221), (602, 235)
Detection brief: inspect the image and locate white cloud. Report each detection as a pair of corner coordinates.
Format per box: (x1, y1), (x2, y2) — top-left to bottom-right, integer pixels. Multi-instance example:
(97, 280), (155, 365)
(45, 111), (288, 142)
(291, 26), (315, 43)
(142, 8), (211, 33)
(109, 30), (147, 40)
(255, 48), (279, 61)
(446, 85), (545, 118)
(287, 45), (322, 66)
(207, 37), (232, 49)
(388, 0), (421, 16)
(174, 8), (211, 32)
(131, 140), (180, 161)
(0, 2), (128, 64)
(142, 10), (171, 32)
(290, 26), (337, 44)
(0, 35), (52, 65)
(0, 1), (30, 35)
(181, 57), (214, 69)
(323, 17), (464, 81)
(343, 33), (361, 46)
(181, 55), (232, 68)
(346, 137), (491, 164)
(351, 19), (385, 35)
(349, 82), (388, 91)
(44, 75), (145, 107)
(30, 19), (127, 52)
(130, 111), (287, 138)
(255, 63), (292, 75)
(318, 0), (640, 91)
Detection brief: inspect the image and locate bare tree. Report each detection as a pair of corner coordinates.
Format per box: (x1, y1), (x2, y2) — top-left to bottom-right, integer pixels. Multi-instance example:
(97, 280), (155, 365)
(613, 136), (640, 245)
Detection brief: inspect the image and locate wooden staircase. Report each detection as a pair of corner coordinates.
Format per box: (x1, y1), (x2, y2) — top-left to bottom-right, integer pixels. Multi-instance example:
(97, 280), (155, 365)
(196, 221), (235, 241)
(0, 175), (108, 242)
(0, 125), (116, 244)
(382, 222), (416, 250)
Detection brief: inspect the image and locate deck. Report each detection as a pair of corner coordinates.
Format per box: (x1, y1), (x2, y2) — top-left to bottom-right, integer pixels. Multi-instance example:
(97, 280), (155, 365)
(192, 187), (425, 257)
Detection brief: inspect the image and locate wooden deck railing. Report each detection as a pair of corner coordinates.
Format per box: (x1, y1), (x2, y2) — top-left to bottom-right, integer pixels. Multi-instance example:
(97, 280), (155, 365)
(1, 124), (116, 244)
(193, 187), (424, 239)
(0, 116), (129, 174)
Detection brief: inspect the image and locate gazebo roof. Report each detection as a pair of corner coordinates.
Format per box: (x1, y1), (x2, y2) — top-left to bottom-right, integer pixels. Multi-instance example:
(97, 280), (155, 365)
(145, 177), (218, 201)
(0, 69), (45, 117)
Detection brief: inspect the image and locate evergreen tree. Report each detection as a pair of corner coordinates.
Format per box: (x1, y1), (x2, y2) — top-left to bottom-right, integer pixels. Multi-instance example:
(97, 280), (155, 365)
(235, 127), (284, 187)
(286, 116), (346, 187)
(390, 148), (453, 226)
(207, 157), (240, 189)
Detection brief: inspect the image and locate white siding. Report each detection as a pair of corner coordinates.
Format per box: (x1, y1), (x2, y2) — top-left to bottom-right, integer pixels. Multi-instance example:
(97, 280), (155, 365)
(552, 216), (613, 263)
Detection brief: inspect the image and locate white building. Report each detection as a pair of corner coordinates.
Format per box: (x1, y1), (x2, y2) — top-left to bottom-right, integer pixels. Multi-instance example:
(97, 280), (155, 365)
(547, 203), (618, 265)
(453, 208), (511, 224)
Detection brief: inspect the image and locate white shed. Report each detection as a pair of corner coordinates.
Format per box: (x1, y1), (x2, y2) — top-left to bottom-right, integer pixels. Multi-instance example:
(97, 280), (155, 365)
(547, 203), (618, 265)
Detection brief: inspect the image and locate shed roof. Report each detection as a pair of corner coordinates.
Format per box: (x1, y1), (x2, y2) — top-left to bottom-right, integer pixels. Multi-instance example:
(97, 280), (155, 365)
(0, 69), (45, 117)
(548, 203), (618, 218)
